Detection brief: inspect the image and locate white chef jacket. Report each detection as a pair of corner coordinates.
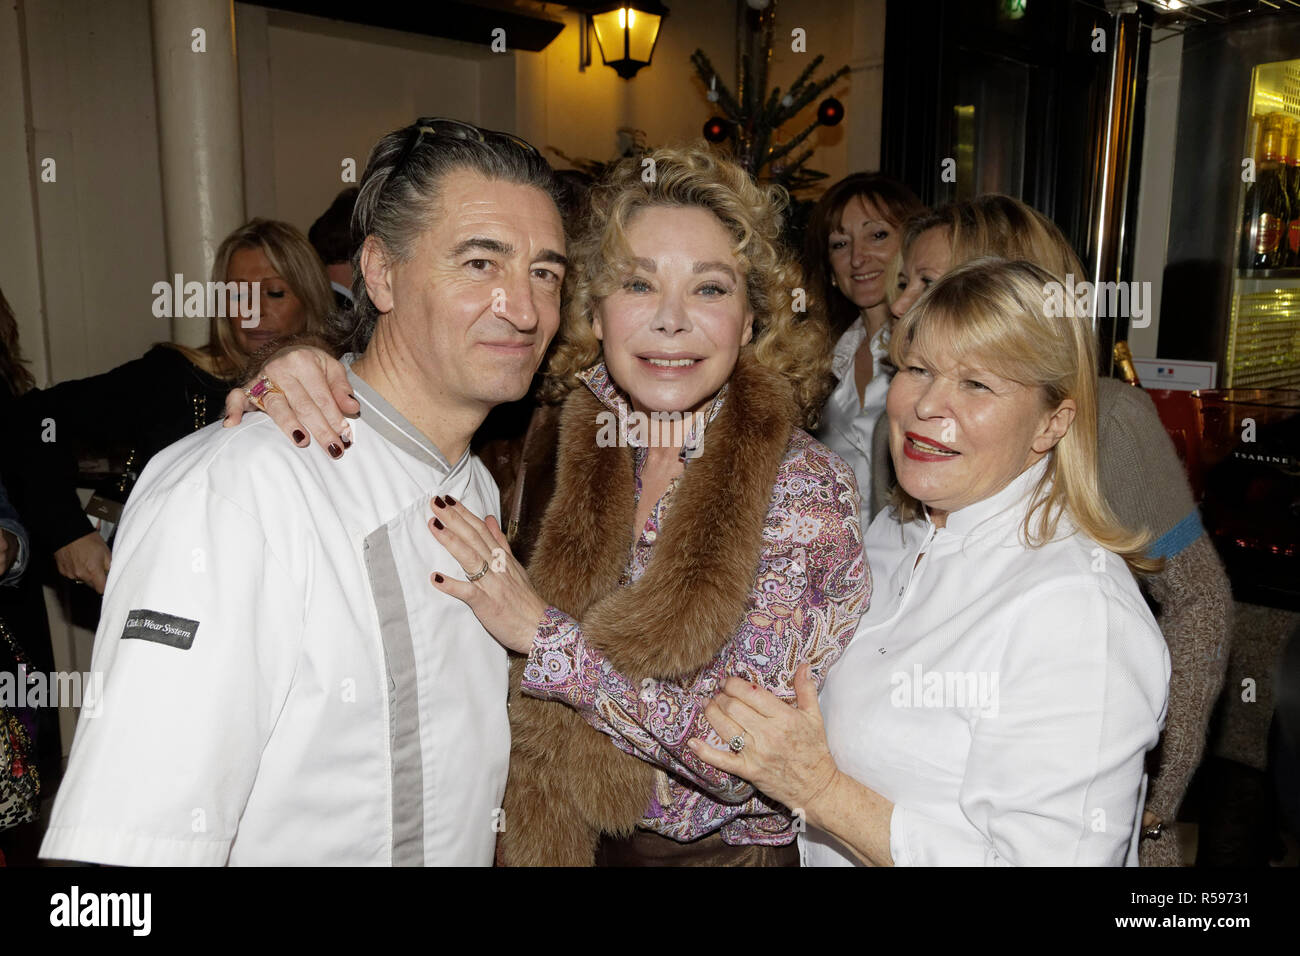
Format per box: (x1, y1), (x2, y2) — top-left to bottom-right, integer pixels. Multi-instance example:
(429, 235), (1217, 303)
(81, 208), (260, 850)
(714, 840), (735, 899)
(816, 318), (891, 532)
(40, 356), (510, 866)
(802, 458), (1169, 867)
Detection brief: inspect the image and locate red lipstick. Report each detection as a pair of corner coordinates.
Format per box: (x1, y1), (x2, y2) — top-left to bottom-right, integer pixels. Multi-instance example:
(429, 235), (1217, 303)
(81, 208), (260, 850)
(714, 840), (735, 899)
(903, 431), (959, 462)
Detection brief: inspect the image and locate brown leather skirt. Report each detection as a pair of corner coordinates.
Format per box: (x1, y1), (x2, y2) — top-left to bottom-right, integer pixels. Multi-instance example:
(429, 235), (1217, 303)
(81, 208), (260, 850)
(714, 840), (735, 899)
(595, 827), (800, 867)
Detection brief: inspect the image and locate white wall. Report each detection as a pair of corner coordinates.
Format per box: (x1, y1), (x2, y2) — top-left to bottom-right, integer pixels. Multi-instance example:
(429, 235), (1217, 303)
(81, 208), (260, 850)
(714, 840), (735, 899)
(1130, 27), (1184, 359)
(236, 5), (511, 232)
(13, 0), (170, 385)
(0, 0), (49, 384)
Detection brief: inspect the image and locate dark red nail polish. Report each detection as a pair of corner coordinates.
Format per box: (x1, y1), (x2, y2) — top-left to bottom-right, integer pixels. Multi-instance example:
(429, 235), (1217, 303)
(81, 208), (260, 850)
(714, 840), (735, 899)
(292, 429), (306, 445)
(341, 434), (352, 448)
(434, 496), (446, 508)
(433, 517), (444, 530)
(327, 443), (342, 459)
(434, 572), (444, 583)
(445, 495), (457, 506)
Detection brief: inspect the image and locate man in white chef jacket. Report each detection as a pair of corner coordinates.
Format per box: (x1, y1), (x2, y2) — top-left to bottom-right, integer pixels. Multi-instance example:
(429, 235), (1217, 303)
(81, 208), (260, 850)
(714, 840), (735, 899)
(39, 120), (567, 866)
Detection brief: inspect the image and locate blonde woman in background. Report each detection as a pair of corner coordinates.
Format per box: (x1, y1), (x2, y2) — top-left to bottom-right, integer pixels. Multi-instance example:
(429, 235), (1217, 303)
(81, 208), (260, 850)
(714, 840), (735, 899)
(1, 218), (332, 593)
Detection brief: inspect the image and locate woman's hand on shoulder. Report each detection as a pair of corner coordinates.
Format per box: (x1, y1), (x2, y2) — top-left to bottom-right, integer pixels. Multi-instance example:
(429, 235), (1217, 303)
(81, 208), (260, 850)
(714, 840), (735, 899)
(223, 344), (359, 455)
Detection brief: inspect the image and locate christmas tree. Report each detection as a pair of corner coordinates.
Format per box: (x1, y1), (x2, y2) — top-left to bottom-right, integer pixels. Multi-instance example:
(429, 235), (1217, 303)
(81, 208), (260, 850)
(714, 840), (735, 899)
(692, 0), (849, 196)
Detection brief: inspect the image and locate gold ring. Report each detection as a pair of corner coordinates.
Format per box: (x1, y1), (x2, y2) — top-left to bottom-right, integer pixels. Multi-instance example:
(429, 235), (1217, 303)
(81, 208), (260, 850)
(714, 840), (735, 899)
(245, 376), (284, 412)
(466, 559), (491, 582)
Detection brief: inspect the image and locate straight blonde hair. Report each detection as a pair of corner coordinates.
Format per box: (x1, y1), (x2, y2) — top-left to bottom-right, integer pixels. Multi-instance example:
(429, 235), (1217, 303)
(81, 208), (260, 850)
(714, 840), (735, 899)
(888, 256), (1159, 575)
(170, 219), (334, 380)
(902, 193), (1088, 285)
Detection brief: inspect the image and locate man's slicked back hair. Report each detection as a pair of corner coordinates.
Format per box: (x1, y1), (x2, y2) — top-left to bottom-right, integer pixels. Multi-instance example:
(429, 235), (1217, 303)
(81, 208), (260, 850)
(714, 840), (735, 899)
(335, 119), (563, 352)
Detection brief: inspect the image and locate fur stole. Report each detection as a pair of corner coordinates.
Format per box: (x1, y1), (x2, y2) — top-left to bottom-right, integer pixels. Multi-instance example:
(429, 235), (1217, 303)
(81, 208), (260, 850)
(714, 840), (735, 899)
(502, 350), (798, 866)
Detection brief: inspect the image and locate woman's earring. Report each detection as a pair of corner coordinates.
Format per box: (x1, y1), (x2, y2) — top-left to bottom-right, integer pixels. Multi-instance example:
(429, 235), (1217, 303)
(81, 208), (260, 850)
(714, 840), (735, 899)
(831, 278), (837, 288)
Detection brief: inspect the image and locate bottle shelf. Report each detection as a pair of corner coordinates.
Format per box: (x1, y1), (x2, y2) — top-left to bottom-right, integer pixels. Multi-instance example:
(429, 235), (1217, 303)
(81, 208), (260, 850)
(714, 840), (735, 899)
(1236, 267), (1300, 280)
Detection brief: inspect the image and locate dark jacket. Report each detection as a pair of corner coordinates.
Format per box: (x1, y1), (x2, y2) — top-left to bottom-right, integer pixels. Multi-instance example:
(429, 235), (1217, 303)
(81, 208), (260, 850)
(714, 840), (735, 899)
(1, 345), (231, 559)
(473, 396), (562, 568)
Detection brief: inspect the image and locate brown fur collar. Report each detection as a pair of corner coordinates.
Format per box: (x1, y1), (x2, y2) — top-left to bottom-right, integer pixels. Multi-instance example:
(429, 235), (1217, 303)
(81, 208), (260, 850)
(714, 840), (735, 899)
(502, 350), (798, 866)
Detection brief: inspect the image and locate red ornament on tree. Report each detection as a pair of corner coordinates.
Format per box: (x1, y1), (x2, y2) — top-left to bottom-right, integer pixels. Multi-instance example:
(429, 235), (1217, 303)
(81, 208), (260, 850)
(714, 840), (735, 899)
(702, 116), (731, 143)
(817, 97), (845, 127)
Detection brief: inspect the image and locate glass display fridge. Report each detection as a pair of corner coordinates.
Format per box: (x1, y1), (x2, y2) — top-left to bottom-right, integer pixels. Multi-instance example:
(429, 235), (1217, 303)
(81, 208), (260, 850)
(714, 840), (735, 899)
(1228, 58), (1300, 390)
(1154, 5), (1300, 608)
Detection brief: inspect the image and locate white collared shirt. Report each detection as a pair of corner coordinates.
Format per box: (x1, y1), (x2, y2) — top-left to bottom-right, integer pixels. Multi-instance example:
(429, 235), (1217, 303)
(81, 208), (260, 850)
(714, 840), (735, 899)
(41, 357), (509, 866)
(816, 319), (891, 531)
(802, 459), (1169, 866)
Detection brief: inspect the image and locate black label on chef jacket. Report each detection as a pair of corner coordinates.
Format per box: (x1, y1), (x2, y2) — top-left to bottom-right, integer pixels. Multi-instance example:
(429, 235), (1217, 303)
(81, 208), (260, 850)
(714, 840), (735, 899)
(121, 610), (200, 650)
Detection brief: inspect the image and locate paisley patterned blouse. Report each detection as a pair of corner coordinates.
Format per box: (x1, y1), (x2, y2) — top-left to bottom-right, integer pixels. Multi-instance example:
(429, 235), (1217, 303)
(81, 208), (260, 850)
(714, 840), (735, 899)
(520, 363), (870, 846)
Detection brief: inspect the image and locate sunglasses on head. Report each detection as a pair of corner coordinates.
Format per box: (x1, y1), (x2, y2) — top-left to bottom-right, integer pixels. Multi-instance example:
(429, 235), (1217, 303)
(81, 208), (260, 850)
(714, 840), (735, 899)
(391, 117), (541, 178)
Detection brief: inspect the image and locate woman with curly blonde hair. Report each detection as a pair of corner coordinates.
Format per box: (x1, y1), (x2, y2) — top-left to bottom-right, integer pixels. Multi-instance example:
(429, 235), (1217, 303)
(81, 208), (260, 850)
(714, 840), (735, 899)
(230, 141), (869, 866)
(537, 144), (833, 421)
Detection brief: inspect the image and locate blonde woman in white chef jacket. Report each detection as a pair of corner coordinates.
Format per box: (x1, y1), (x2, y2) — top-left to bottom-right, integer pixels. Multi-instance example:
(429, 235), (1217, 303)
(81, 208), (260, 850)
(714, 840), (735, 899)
(689, 256), (1170, 866)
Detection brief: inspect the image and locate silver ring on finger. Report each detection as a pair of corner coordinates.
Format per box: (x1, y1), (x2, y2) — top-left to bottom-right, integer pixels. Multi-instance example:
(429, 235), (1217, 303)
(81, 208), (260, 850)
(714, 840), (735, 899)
(466, 558), (491, 582)
(728, 733), (747, 754)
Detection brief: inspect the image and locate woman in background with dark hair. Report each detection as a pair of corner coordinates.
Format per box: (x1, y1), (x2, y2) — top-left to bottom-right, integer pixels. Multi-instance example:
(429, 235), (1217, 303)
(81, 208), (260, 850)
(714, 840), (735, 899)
(804, 173), (925, 527)
(0, 287), (61, 865)
(0, 289), (36, 400)
(2, 219), (333, 594)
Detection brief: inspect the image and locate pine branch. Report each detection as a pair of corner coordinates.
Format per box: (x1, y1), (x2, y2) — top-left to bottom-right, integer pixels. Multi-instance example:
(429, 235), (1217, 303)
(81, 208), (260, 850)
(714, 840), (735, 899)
(740, 50), (754, 123)
(753, 3), (777, 125)
(771, 148), (824, 189)
(737, 42), (751, 126)
(782, 147), (815, 173)
(691, 50), (742, 120)
(786, 55), (824, 103)
(761, 84), (783, 128)
(783, 64), (850, 119)
(771, 55), (825, 127)
(766, 120), (821, 167)
(779, 160), (830, 192)
(751, 84), (784, 174)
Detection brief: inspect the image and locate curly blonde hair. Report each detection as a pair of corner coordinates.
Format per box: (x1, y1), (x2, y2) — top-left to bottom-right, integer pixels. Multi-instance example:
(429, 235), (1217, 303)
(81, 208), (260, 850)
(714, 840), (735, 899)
(538, 142), (831, 428)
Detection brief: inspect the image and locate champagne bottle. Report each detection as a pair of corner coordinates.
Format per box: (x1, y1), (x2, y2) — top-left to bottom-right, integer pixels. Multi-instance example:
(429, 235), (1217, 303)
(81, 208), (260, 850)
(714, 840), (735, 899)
(1242, 113), (1291, 270)
(1114, 341), (1141, 387)
(1284, 116), (1300, 267)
